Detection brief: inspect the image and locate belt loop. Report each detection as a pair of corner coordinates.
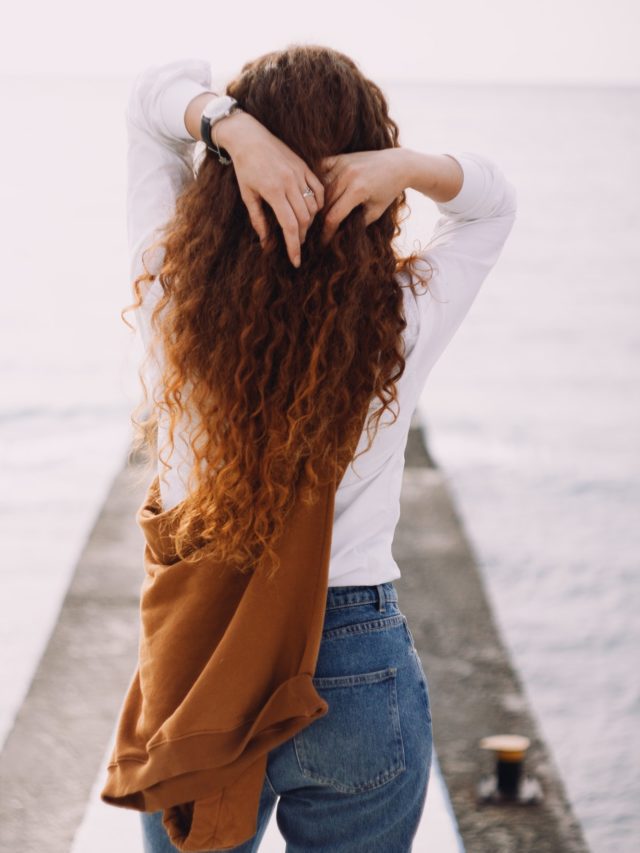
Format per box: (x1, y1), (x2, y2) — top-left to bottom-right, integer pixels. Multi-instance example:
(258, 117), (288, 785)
(376, 583), (386, 613)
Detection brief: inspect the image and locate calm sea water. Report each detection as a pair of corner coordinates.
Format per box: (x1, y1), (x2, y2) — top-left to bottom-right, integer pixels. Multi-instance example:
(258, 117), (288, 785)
(1, 74), (638, 852)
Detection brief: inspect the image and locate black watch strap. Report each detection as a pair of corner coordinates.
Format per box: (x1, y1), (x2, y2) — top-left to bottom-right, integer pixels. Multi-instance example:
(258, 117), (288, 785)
(200, 111), (233, 165)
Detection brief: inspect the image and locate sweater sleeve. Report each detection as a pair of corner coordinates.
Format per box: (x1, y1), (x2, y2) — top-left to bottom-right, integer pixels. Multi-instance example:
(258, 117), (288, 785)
(125, 58), (213, 351)
(404, 151), (518, 381)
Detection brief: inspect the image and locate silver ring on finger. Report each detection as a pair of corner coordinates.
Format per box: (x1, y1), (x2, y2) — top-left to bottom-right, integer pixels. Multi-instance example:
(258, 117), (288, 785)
(302, 185), (315, 199)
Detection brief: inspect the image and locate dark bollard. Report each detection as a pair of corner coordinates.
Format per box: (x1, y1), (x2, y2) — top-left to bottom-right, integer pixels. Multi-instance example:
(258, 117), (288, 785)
(477, 734), (544, 805)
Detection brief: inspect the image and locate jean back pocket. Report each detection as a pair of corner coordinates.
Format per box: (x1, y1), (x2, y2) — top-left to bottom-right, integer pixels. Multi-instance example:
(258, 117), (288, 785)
(293, 666), (406, 793)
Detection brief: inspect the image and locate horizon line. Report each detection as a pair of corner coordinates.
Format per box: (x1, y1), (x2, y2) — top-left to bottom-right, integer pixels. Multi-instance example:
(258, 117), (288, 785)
(1, 70), (638, 89)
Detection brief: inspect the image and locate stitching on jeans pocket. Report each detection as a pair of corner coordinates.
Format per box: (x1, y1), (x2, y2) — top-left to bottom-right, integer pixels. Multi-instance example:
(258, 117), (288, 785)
(321, 612), (405, 641)
(293, 666), (406, 793)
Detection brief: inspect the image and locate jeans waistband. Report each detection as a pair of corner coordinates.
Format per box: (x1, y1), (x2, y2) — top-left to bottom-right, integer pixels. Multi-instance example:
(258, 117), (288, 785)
(325, 581), (398, 613)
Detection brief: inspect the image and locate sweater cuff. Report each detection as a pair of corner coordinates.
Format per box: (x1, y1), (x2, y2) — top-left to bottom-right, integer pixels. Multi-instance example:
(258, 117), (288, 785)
(435, 151), (489, 216)
(159, 77), (214, 141)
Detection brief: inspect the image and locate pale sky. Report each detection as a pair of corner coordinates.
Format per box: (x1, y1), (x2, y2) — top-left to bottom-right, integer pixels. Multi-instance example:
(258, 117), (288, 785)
(2, 0), (639, 83)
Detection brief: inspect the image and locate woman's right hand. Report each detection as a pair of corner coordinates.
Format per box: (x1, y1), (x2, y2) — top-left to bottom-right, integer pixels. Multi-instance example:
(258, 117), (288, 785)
(317, 149), (410, 245)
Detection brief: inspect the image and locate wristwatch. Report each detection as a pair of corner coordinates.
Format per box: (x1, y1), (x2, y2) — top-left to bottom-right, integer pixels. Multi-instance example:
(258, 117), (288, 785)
(200, 95), (241, 165)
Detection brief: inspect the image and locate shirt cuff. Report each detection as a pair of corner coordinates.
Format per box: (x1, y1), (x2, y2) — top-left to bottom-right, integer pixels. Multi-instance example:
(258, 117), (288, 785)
(435, 151), (490, 216)
(159, 77), (214, 141)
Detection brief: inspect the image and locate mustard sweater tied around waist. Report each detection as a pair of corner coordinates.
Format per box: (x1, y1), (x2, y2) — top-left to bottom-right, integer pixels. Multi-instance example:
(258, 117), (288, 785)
(100, 436), (353, 852)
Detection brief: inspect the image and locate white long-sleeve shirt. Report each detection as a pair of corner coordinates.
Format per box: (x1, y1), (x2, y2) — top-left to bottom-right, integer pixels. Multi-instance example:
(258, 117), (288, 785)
(126, 58), (518, 587)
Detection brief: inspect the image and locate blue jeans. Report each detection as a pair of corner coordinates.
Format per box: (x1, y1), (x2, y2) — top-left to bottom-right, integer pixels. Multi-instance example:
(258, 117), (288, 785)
(140, 581), (433, 852)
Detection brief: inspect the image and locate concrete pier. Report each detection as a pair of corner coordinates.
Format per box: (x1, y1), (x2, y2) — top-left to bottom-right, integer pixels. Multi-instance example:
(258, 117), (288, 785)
(0, 420), (589, 852)
(0, 452), (147, 852)
(395, 419), (590, 852)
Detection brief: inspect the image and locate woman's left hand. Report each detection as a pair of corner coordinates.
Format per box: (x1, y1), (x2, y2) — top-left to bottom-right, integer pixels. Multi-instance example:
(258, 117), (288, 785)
(214, 110), (326, 268)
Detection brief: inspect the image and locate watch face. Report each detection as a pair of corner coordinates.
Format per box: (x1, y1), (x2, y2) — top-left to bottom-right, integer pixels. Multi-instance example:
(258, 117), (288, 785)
(204, 95), (236, 121)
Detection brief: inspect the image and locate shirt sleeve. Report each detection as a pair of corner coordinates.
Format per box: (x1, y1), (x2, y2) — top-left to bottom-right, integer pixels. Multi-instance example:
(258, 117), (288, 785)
(125, 60), (216, 504)
(126, 58), (213, 351)
(403, 150), (518, 382)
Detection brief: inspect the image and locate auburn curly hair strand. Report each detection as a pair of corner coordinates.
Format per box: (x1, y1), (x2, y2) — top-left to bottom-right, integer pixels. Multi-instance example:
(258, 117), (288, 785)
(121, 43), (434, 579)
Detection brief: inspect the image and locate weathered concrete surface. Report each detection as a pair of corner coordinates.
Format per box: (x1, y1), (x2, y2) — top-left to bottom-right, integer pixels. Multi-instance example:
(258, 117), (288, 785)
(0, 451), (149, 853)
(394, 420), (590, 852)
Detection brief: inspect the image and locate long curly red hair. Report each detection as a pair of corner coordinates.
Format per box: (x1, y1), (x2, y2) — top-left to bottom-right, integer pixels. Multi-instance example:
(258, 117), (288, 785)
(122, 43), (433, 577)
